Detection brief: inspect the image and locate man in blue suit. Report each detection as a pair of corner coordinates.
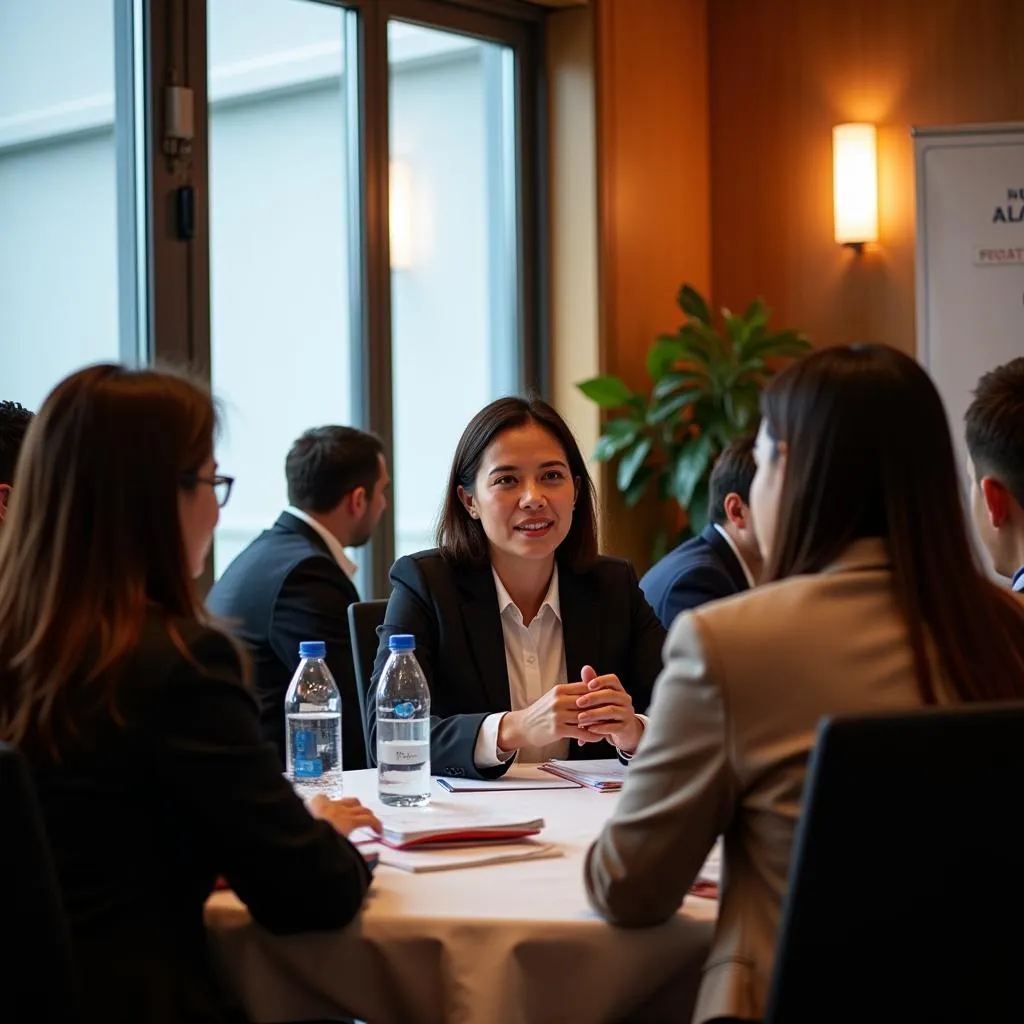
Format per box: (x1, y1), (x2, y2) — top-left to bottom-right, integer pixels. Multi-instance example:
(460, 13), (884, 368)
(965, 359), (1024, 592)
(208, 426), (389, 769)
(640, 434), (762, 629)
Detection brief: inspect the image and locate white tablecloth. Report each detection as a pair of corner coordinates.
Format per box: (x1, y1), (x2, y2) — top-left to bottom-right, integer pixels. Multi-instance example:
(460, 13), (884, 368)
(205, 767), (716, 1024)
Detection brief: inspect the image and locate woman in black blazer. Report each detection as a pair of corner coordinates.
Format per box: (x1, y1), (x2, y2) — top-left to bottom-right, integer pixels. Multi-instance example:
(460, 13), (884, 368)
(0, 365), (380, 1024)
(368, 396), (666, 780)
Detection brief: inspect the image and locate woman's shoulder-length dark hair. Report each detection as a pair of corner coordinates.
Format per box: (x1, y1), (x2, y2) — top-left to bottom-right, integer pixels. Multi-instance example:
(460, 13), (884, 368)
(0, 363), (225, 759)
(760, 342), (1024, 705)
(436, 395), (598, 572)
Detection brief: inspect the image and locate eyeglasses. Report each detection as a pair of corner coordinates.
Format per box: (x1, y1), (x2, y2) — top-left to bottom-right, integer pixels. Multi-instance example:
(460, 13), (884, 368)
(182, 472), (234, 508)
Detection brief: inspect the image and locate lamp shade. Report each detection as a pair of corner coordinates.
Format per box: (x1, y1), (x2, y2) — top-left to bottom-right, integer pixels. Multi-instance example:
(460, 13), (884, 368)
(833, 123), (878, 246)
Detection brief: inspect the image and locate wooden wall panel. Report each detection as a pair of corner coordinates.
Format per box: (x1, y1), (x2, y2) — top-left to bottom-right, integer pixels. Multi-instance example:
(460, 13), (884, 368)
(708, 0), (1024, 355)
(594, 0), (711, 570)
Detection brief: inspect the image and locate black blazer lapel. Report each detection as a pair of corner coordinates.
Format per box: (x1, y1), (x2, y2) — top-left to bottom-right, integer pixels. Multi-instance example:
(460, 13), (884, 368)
(701, 522), (750, 593)
(559, 566), (602, 683)
(455, 565), (512, 713)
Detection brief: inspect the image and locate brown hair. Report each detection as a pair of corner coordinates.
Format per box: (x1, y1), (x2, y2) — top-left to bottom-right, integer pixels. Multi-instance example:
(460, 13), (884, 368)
(436, 396), (598, 571)
(760, 343), (1024, 704)
(0, 364), (221, 758)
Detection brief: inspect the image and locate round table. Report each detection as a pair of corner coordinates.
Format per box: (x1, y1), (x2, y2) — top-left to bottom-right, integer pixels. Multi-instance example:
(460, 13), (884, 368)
(205, 766), (716, 1024)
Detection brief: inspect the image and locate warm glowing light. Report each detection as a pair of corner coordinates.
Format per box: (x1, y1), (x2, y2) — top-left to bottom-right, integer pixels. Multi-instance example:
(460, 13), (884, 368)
(833, 123), (878, 247)
(390, 160), (414, 269)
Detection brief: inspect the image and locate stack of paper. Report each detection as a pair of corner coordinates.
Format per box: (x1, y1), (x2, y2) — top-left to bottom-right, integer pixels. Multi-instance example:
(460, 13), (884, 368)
(373, 810), (546, 850)
(377, 840), (561, 873)
(538, 758), (627, 791)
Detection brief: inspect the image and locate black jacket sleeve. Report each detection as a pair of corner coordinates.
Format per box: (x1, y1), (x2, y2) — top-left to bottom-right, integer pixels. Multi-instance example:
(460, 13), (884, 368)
(150, 629), (371, 934)
(269, 557), (366, 769)
(366, 557), (503, 781)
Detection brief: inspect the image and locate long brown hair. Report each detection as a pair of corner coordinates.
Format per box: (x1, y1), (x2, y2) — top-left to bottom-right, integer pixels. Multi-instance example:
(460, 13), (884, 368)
(436, 396), (599, 571)
(760, 343), (1024, 704)
(0, 364), (218, 757)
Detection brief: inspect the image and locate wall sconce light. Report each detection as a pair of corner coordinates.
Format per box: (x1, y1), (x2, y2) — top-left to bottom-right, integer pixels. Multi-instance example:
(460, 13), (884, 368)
(389, 160), (414, 270)
(833, 123), (878, 251)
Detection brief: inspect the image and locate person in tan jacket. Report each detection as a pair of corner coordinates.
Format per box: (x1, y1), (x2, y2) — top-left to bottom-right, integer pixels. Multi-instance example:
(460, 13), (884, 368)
(584, 343), (1024, 1024)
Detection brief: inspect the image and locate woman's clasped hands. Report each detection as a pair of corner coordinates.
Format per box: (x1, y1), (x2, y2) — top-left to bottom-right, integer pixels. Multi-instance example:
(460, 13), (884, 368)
(496, 664), (642, 755)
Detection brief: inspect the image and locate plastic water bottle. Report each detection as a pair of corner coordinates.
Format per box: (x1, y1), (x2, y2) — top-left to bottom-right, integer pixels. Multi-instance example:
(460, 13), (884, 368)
(376, 634), (431, 806)
(285, 640), (343, 800)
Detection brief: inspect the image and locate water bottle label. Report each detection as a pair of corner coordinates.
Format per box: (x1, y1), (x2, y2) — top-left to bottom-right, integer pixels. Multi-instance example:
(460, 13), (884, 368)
(394, 701), (416, 719)
(378, 739), (427, 765)
(293, 730), (323, 777)
(294, 757), (324, 778)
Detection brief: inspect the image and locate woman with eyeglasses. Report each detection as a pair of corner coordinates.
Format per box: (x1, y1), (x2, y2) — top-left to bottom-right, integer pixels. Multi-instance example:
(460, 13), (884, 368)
(0, 364), (380, 1024)
(584, 344), (1024, 1024)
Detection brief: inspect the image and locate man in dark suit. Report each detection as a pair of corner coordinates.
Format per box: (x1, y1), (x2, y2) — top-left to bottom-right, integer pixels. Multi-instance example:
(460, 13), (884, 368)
(208, 426), (389, 769)
(0, 400), (33, 525)
(640, 433), (762, 628)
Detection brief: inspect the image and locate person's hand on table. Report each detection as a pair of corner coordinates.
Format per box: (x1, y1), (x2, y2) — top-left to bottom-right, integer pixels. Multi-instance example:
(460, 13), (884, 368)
(574, 665), (644, 754)
(309, 795), (382, 837)
(497, 681), (594, 754)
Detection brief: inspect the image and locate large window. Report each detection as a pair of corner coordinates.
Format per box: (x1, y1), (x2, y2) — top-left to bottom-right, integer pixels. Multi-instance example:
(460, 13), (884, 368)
(207, 0), (359, 574)
(0, 0), (136, 410)
(1, 0), (544, 596)
(388, 21), (521, 558)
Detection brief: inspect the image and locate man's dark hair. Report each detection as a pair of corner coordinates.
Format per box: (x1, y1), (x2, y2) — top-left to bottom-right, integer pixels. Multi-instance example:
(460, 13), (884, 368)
(0, 401), (34, 484)
(285, 426), (384, 513)
(708, 433), (757, 525)
(964, 358), (1024, 507)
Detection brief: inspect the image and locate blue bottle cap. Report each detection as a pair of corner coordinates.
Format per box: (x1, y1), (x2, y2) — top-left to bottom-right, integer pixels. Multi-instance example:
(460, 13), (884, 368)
(298, 640), (327, 659)
(388, 634), (416, 652)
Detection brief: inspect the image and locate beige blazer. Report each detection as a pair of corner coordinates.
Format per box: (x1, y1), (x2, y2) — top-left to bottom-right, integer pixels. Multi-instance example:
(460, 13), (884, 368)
(585, 538), (944, 1023)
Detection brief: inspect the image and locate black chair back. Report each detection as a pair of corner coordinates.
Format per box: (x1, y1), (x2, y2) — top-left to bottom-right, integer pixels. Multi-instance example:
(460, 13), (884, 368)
(348, 599), (388, 762)
(0, 742), (80, 1022)
(765, 704), (1024, 1024)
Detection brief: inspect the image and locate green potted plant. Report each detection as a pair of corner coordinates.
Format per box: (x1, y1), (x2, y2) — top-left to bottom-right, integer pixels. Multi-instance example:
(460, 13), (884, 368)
(577, 284), (810, 558)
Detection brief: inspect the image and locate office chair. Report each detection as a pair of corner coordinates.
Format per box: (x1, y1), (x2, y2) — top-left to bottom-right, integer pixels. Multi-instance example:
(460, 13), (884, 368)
(347, 599), (388, 765)
(0, 741), (81, 1022)
(765, 704), (1024, 1024)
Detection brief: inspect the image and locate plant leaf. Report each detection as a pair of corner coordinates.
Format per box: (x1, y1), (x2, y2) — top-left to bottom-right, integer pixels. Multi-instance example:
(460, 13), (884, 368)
(744, 330), (812, 361)
(647, 388), (703, 425)
(617, 437), (653, 492)
(593, 417), (641, 461)
(677, 284), (712, 326)
(623, 464), (656, 507)
(646, 336), (687, 382)
(743, 297), (770, 324)
(577, 375), (635, 409)
(652, 369), (709, 401)
(671, 433), (713, 508)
